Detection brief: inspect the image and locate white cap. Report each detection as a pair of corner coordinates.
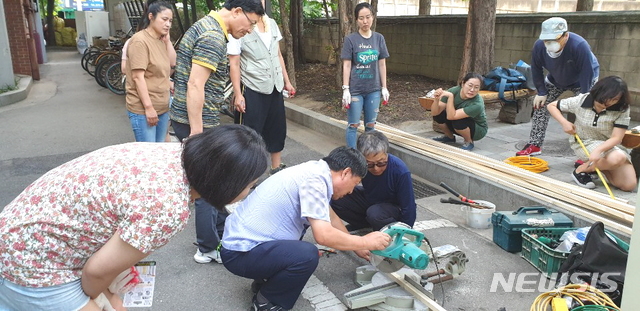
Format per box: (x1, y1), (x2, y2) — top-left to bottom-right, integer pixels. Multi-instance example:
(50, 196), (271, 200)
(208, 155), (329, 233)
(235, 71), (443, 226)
(539, 17), (568, 40)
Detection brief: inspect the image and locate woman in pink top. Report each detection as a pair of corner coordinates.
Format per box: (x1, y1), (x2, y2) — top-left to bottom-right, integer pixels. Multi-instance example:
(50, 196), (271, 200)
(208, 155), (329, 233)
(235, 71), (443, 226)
(0, 125), (268, 310)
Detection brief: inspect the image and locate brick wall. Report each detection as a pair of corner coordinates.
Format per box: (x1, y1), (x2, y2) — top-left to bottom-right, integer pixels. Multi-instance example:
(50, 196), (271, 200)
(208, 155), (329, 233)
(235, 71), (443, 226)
(304, 11), (640, 120)
(4, 0), (34, 76)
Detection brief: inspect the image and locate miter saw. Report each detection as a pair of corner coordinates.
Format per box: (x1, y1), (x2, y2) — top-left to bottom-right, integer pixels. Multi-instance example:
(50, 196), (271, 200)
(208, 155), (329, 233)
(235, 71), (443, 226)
(344, 223), (468, 311)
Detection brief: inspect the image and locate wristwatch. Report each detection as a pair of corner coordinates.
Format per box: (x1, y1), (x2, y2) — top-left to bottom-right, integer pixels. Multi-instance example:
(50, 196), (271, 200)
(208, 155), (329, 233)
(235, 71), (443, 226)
(342, 85), (349, 90)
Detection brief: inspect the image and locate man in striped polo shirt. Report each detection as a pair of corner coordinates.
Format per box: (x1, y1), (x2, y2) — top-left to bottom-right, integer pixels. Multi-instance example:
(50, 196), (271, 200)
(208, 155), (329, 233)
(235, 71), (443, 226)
(170, 0), (265, 265)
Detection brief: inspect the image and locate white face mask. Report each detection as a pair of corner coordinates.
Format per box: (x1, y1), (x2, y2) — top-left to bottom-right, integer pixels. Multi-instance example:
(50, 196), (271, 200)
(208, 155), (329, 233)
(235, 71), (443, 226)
(544, 41), (562, 53)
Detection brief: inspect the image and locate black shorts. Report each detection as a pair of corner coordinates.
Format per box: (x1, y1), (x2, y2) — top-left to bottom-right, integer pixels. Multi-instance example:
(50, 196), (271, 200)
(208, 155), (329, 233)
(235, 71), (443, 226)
(234, 86), (286, 153)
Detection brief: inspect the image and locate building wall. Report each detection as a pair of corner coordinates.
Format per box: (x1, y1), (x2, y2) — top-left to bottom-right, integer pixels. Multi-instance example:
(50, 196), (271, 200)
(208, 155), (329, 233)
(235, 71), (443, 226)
(4, 0), (33, 76)
(304, 12), (640, 119)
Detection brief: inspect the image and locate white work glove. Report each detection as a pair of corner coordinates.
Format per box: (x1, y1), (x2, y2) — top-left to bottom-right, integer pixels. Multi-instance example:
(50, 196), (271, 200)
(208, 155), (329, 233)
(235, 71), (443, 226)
(342, 88), (351, 109)
(94, 293), (116, 311)
(381, 87), (390, 104)
(108, 266), (141, 294)
(533, 95), (548, 109)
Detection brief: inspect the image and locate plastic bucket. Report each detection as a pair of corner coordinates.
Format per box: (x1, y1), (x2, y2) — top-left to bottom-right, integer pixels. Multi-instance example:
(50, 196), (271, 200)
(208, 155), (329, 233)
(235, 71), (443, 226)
(461, 200), (496, 229)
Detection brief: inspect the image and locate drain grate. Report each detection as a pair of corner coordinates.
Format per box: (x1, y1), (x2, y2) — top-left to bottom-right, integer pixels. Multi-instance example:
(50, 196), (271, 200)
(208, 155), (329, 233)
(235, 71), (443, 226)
(412, 179), (445, 199)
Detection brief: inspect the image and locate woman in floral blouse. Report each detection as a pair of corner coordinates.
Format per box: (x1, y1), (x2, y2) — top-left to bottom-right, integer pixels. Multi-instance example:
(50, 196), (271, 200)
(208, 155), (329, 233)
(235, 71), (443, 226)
(0, 124), (268, 310)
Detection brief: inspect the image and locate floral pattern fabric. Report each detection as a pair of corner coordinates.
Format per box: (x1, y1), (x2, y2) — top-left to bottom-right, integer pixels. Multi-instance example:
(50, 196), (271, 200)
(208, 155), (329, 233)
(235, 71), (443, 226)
(0, 143), (191, 287)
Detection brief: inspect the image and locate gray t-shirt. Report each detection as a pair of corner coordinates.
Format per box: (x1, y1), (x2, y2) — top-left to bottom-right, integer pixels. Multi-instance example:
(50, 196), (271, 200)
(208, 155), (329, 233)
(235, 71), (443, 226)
(341, 32), (389, 96)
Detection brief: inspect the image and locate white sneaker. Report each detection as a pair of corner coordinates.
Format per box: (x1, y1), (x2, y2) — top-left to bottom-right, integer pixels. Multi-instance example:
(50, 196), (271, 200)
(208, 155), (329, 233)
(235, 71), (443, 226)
(194, 249), (223, 264)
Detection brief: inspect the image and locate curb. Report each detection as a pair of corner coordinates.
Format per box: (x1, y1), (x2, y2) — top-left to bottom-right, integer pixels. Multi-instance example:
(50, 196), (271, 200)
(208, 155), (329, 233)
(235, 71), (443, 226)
(0, 75), (33, 108)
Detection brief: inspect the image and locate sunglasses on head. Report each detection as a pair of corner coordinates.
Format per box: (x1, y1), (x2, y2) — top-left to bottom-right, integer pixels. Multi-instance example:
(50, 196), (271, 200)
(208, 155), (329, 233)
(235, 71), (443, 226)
(367, 161), (388, 168)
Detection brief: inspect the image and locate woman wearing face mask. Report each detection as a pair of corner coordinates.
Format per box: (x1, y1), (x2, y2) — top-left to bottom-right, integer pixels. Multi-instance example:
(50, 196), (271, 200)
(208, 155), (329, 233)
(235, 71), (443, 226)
(430, 72), (488, 151)
(341, 2), (390, 149)
(547, 76), (636, 191)
(125, 1), (176, 142)
(516, 17), (600, 157)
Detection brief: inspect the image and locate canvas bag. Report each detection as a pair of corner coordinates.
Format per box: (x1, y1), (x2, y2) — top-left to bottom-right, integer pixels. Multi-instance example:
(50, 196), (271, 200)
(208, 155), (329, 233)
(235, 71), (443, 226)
(482, 67), (527, 104)
(557, 221), (628, 306)
(511, 60), (535, 90)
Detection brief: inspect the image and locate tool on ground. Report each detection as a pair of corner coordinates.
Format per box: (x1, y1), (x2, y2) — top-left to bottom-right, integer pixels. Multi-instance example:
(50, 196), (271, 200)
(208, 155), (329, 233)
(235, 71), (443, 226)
(574, 133), (615, 199)
(315, 244), (337, 257)
(369, 223), (429, 273)
(440, 197), (493, 209)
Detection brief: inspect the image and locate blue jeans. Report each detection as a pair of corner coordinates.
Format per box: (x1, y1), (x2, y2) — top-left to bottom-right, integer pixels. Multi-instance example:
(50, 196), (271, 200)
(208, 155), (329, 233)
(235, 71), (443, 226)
(0, 277), (90, 311)
(221, 240), (319, 309)
(127, 111), (169, 142)
(195, 198), (228, 252)
(346, 91), (381, 148)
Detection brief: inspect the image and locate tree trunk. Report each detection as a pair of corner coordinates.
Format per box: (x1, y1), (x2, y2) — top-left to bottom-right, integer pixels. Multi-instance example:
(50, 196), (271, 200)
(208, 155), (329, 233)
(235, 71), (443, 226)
(182, 0), (190, 28)
(371, 0), (377, 31)
(46, 0), (55, 46)
(278, 0), (296, 87)
(336, 0), (356, 87)
(576, 0), (594, 11)
(290, 0), (304, 65)
(205, 0), (215, 11)
(189, 0), (197, 24)
(458, 0), (496, 84)
(419, 0), (431, 15)
(322, 0), (338, 65)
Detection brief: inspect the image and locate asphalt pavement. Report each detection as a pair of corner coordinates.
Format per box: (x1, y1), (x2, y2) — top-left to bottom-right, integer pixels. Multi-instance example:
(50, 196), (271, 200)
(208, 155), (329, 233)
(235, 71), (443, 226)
(1, 47), (633, 311)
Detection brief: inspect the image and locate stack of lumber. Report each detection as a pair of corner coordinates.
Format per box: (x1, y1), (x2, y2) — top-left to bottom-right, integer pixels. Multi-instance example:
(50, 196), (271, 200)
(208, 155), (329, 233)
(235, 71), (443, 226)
(339, 119), (634, 235)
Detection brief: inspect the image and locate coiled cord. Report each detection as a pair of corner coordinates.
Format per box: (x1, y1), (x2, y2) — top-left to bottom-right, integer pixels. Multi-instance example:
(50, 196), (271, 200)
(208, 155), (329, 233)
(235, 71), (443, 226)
(505, 156), (549, 173)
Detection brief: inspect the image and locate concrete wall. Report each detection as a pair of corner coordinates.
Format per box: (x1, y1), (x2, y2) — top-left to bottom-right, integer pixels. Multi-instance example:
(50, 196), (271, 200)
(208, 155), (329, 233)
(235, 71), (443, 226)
(0, 0), (15, 88)
(304, 11), (640, 120)
(379, 0), (640, 15)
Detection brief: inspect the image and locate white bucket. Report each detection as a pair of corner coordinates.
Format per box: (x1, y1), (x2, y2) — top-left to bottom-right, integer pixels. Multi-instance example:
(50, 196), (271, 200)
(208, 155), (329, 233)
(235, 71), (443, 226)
(461, 200), (496, 229)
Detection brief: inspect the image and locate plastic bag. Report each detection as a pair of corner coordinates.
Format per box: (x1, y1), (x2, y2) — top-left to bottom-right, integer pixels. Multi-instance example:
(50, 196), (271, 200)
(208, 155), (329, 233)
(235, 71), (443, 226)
(554, 227), (589, 253)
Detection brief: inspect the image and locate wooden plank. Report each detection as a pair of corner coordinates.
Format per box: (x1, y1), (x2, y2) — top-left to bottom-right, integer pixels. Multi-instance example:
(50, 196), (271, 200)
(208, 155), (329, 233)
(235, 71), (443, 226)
(375, 122), (635, 217)
(479, 89), (535, 103)
(388, 272), (448, 311)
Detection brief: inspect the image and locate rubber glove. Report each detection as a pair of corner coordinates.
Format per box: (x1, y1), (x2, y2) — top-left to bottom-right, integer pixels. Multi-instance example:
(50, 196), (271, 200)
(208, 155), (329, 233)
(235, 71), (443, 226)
(342, 88), (351, 109)
(533, 95), (547, 109)
(381, 87), (390, 105)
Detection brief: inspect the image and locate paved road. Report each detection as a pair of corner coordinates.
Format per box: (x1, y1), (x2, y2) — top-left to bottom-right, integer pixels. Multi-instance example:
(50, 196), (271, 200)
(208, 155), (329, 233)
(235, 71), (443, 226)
(1, 48), (547, 311)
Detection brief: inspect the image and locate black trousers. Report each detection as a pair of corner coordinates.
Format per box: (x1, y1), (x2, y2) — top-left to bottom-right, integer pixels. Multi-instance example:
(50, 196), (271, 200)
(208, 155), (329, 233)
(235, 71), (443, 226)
(330, 186), (401, 231)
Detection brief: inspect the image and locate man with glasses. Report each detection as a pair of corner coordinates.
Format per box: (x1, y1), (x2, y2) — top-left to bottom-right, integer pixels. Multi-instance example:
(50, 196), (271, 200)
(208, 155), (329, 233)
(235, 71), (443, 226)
(331, 131), (417, 231)
(170, 0), (265, 265)
(516, 17), (600, 156)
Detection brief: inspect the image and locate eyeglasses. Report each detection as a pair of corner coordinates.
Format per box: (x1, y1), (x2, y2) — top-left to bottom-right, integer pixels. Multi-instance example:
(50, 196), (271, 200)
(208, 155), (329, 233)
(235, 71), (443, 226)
(242, 10), (257, 26)
(367, 161), (388, 168)
(465, 83), (480, 91)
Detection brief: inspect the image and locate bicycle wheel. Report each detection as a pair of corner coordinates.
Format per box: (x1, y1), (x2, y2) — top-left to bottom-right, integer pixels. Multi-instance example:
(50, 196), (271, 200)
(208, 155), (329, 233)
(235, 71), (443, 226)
(94, 54), (120, 87)
(81, 51), (98, 73)
(85, 52), (100, 77)
(106, 62), (126, 95)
